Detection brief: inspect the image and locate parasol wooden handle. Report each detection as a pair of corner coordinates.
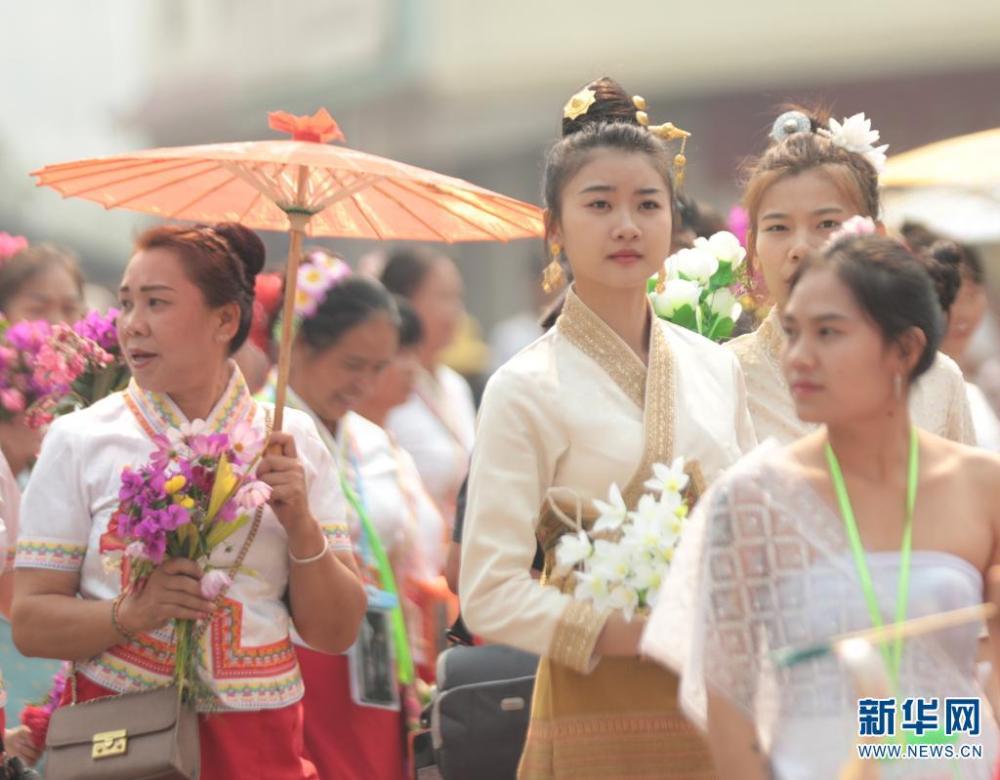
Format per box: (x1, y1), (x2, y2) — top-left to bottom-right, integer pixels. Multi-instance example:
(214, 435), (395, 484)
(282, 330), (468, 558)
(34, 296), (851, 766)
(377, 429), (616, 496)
(272, 167), (311, 433)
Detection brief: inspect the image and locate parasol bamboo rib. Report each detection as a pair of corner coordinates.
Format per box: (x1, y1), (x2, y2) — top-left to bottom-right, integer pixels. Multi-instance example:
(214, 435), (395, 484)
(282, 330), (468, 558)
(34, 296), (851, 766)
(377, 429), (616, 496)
(40, 156), (196, 185)
(96, 164), (227, 210)
(389, 178), (526, 240)
(57, 159), (217, 199)
(373, 180), (488, 242)
(236, 187), (267, 224)
(343, 189), (390, 242)
(166, 171), (244, 219)
(359, 180), (447, 241)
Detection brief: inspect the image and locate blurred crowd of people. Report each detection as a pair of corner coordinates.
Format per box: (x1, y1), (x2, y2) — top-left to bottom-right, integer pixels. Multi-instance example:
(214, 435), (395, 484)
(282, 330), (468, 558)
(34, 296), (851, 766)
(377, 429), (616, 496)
(2, 72), (1000, 780)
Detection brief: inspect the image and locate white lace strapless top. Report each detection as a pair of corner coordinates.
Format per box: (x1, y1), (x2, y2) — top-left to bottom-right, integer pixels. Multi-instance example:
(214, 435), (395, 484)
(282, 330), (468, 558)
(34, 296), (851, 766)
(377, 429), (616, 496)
(771, 551), (996, 779)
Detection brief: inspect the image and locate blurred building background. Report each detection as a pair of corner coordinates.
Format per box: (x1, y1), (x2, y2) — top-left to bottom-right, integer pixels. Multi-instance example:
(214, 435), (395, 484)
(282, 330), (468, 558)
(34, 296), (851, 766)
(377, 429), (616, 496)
(2, 0), (1000, 334)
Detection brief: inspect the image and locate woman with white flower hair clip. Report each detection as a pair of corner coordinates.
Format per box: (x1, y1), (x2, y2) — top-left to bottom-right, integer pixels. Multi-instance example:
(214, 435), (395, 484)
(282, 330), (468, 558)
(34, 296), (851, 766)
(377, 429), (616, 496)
(460, 76), (756, 779)
(725, 105), (974, 445)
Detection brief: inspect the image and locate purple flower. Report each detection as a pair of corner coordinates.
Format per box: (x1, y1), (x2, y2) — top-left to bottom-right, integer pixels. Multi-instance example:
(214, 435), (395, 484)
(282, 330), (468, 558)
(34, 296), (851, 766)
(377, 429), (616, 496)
(157, 503), (191, 531)
(216, 500), (238, 524)
(118, 469), (146, 505)
(6, 320), (51, 353)
(72, 309), (120, 352)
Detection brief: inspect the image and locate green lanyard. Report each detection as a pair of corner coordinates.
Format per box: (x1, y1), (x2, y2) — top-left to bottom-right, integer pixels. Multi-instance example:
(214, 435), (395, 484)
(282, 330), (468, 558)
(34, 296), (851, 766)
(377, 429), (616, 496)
(339, 471), (416, 687)
(824, 425), (918, 685)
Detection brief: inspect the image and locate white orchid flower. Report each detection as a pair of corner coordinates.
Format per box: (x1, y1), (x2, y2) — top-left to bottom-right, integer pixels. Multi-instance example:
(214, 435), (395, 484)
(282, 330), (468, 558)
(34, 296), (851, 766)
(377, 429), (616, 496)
(593, 483), (629, 532)
(608, 585), (640, 622)
(644, 458), (689, 496)
(671, 246), (719, 284)
(574, 571), (612, 612)
(628, 494), (674, 540)
(702, 231), (746, 269)
(591, 539), (632, 582)
(651, 279), (702, 319)
(555, 529), (592, 569)
(628, 557), (660, 592)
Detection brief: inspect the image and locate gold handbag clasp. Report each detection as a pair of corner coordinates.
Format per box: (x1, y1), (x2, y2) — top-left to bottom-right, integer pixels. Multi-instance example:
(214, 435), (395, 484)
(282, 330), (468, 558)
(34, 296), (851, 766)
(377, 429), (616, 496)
(92, 729), (128, 759)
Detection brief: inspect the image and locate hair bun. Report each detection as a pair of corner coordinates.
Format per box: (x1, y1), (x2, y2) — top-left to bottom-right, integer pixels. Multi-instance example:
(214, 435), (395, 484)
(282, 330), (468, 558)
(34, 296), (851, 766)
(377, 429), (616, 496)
(921, 240), (963, 313)
(214, 222), (266, 280)
(561, 77), (642, 138)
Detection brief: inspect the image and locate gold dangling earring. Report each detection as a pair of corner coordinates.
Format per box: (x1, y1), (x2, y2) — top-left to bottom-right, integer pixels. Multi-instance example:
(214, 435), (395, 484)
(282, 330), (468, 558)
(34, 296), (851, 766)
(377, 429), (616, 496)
(542, 243), (565, 294)
(894, 372), (903, 400)
(673, 137), (688, 191)
(656, 264), (667, 294)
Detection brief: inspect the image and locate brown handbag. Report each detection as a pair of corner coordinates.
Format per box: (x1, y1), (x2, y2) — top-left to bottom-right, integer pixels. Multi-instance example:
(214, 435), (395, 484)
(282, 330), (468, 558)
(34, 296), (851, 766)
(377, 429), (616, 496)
(45, 500), (264, 780)
(44, 684), (199, 780)
(44, 409), (272, 780)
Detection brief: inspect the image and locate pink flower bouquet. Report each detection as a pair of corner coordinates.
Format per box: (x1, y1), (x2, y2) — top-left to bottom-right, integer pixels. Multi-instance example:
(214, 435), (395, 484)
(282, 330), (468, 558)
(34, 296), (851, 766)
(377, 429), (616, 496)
(109, 420), (272, 702)
(0, 316), (115, 427)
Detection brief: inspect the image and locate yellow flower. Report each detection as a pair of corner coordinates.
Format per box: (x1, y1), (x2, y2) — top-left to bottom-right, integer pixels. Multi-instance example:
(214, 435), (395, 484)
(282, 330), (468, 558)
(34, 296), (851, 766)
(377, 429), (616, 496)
(165, 475), (187, 495)
(175, 496), (196, 510)
(563, 87), (596, 121)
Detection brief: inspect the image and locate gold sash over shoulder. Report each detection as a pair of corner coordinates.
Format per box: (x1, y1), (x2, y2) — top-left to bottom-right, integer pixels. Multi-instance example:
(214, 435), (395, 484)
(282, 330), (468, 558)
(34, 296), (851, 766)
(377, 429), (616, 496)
(518, 294), (716, 779)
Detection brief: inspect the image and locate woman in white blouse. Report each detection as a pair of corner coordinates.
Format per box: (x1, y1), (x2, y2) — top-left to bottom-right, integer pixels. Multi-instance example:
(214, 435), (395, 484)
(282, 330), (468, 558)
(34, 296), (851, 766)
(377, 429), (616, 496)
(12, 223), (365, 779)
(262, 250), (445, 780)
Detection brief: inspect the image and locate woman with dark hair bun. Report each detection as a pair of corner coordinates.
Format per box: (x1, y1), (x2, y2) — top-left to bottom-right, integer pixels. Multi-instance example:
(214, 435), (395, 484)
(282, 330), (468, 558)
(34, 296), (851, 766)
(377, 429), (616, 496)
(460, 78), (755, 778)
(726, 107), (973, 445)
(901, 222), (1000, 451)
(13, 224), (366, 779)
(645, 226), (1000, 778)
(262, 250), (444, 780)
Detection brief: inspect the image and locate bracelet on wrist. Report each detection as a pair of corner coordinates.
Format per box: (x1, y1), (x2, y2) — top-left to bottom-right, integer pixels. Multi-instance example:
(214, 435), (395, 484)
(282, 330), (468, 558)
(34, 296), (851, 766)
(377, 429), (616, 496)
(288, 536), (330, 565)
(111, 592), (138, 642)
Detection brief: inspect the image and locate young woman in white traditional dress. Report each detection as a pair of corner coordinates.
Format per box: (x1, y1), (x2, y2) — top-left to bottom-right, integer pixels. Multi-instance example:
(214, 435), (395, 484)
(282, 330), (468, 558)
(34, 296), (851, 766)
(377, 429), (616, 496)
(726, 107), (973, 445)
(11, 224), (367, 779)
(643, 227), (1000, 779)
(460, 77), (756, 779)
(260, 251), (444, 780)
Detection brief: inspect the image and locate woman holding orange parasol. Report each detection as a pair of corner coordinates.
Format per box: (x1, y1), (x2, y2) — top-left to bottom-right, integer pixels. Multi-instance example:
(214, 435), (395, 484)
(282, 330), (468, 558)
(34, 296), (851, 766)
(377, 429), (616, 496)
(12, 224), (366, 779)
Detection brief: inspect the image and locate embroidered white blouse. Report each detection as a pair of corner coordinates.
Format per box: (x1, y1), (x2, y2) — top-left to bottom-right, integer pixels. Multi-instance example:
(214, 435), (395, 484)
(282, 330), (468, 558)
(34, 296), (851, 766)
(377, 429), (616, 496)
(15, 369), (351, 712)
(460, 289), (757, 674)
(727, 308), (976, 445)
(386, 363), (475, 525)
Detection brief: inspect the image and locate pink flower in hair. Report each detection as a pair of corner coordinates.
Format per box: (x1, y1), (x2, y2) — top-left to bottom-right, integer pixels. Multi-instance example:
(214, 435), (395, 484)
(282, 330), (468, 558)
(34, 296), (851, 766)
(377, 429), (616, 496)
(0, 233), (27, 261)
(829, 215), (877, 245)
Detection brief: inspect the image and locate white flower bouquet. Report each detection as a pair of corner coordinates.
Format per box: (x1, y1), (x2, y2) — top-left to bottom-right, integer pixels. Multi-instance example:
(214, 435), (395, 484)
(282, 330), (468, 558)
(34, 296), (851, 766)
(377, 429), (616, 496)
(650, 230), (746, 342)
(553, 459), (691, 621)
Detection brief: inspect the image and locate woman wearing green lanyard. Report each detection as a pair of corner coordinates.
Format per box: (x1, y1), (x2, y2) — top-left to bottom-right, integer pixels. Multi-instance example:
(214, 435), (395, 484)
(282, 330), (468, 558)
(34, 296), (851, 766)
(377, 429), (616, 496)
(262, 250), (443, 780)
(643, 223), (1000, 778)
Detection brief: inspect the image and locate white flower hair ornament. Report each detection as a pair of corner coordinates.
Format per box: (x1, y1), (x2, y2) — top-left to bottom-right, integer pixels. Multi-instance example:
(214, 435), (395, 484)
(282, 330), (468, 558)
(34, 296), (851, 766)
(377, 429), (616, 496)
(817, 113), (889, 173)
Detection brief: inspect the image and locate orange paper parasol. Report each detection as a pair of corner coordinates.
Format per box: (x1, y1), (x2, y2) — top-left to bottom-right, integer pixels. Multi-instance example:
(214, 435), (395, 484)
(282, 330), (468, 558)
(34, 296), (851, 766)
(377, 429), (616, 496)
(32, 109), (544, 429)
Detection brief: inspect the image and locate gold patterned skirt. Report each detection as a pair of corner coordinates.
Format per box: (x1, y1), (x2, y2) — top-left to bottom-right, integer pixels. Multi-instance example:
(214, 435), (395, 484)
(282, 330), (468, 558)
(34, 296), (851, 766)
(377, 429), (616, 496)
(517, 655), (717, 779)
